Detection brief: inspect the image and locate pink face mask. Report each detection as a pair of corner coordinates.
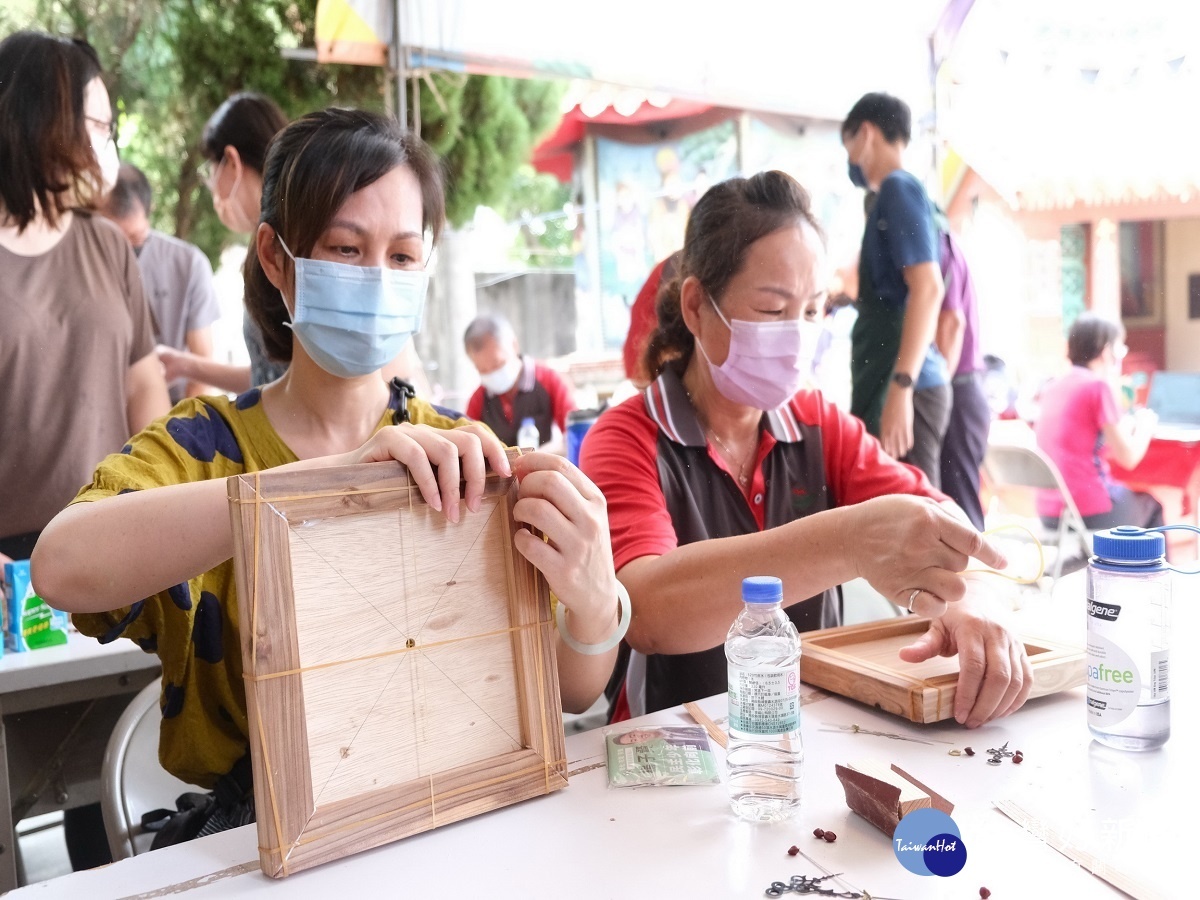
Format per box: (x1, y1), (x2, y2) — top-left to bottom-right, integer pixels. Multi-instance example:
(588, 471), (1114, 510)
(695, 296), (816, 410)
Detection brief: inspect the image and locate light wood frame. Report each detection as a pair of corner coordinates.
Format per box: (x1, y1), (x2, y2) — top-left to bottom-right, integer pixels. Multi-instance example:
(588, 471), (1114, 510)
(800, 617), (1084, 724)
(228, 454), (565, 878)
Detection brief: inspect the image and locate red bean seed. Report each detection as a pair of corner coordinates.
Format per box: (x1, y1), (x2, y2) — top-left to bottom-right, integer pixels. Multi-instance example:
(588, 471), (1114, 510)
(787, 845), (799, 856)
(813, 828), (825, 838)
(964, 747), (975, 756)
(980, 888), (992, 898)
(823, 831), (837, 843)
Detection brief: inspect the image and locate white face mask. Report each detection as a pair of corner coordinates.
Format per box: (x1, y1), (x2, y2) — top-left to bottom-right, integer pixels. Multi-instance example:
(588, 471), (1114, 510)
(481, 355), (522, 395)
(91, 134), (119, 194)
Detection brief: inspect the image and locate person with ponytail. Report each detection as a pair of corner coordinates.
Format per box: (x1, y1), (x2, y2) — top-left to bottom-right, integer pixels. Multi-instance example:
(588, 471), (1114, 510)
(33, 108), (623, 844)
(581, 170), (1032, 728)
(159, 93), (433, 397)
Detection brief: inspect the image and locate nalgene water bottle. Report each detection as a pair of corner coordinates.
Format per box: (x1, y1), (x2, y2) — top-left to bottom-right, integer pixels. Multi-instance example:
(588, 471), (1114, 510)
(1087, 526), (1172, 751)
(725, 576), (804, 821)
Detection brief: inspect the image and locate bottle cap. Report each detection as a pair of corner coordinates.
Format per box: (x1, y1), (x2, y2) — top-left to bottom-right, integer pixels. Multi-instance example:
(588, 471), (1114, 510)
(742, 575), (783, 603)
(1092, 526), (1165, 563)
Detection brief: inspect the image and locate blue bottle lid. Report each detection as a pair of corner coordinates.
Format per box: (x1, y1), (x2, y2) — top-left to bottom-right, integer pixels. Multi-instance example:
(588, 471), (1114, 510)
(742, 576), (783, 603)
(1092, 526), (1165, 563)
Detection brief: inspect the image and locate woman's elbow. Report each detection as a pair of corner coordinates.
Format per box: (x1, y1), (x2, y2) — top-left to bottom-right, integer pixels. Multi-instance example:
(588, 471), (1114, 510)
(30, 519), (87, 612)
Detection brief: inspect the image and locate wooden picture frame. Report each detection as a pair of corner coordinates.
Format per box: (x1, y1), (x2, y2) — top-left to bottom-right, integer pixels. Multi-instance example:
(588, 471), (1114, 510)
(227, 453), (565, 878)
(800, 618), (1084, 724)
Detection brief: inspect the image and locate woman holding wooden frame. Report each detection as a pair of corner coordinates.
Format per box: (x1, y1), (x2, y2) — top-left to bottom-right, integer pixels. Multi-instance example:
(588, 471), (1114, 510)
(33, 108), (625, 841)
(581, 170), (1033, 727)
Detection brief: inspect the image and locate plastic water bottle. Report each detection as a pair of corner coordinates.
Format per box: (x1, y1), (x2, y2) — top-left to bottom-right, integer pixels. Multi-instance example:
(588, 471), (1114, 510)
(1087, 526), (1172, 751)
(725, 576), (803, 821)
(516, 417), (539, 449)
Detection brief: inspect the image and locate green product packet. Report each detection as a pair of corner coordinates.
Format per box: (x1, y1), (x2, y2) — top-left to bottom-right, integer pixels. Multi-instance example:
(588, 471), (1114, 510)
(4, 559), (69, 652)
(604, 725), (720, 787)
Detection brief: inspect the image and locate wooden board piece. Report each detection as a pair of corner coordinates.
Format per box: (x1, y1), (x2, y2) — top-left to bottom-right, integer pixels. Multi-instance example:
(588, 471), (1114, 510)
(800, 617), (1085, 723)
(228, 453), (566, 878)
(847, 758), (930, 817)
(836, 759), (953, 839)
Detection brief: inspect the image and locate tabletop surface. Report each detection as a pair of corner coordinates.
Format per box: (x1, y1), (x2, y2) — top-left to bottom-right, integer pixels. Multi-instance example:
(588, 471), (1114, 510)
(5, 573), (1188, 900)
(0, 631), (159, 696)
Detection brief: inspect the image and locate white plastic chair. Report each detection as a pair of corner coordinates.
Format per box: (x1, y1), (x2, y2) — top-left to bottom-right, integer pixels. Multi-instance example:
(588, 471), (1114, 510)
(100, 681), (202, 860)
(983, 441), (1094, 582)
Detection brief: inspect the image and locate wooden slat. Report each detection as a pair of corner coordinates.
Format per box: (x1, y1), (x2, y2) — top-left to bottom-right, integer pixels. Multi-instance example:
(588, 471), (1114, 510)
(229, 473), (314, 877)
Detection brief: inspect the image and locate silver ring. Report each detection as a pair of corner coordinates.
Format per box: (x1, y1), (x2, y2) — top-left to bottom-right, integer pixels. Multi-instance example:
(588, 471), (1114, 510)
(907, 589), (921, 613)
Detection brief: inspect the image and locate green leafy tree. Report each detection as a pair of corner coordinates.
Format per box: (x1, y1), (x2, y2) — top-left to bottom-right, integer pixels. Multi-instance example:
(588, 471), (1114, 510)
(416, 73), (564, 228)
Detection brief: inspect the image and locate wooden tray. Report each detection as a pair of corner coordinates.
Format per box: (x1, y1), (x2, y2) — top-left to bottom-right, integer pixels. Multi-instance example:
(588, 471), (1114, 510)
(228, 452), (565, 877)
(800, 617), (1084, 723)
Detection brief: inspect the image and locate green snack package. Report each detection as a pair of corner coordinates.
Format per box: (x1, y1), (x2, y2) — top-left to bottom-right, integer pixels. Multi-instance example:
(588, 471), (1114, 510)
(4, 559), (69, 652)
(604, 725), (720, 787)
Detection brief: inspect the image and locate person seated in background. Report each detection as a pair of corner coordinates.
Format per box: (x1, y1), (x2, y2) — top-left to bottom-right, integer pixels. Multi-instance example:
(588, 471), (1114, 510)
(581, 170), (1032, 728)
(103, 163), (221, 402)
(464, 313), (575, 453)
(1034, 312), (1162, 530)
(33, 109), (624, 844)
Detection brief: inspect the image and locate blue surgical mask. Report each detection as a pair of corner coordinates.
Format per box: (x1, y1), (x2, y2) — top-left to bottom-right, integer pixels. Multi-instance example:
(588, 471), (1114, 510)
(278, 237), (428, 379)
(847, 162), (868, 189)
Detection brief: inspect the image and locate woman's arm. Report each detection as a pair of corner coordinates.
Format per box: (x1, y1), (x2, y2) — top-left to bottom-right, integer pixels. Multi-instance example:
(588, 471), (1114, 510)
(183, 328), (217, 397)
(126, 351), (172, 433)
(617, 495), (1001, 656)
(510, 453), (621, 714)
(158, 346), (253, 395)
(1102, 409), (1156, 469)
(32, 422), (512, 614)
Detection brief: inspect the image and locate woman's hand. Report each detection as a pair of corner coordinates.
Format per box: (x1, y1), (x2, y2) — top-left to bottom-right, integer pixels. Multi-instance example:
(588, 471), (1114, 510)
(510, 452), (619, 640)
(339, 421), (510, 523)
(841, 495), (1007, 614)
(156, 344), (194, 383)
(898, 589), (1034, 727)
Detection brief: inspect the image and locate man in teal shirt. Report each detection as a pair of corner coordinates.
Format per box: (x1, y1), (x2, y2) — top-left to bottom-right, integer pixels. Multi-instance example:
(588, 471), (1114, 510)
(842, 92), (950, 487)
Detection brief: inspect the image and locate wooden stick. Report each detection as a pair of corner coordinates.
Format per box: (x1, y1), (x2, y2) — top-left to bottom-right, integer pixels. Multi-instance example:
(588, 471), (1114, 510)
(683, 701), (728, 749)
(993, 799), (1161, 900)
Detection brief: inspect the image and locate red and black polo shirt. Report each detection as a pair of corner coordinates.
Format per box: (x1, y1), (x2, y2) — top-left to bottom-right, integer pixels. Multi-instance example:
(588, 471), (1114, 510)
(582, 364), (944, 718)
(466, 355), (574, 447)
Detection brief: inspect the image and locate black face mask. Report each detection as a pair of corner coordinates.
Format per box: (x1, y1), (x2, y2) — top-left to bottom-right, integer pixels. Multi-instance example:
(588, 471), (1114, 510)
(847, 162), (868, 189)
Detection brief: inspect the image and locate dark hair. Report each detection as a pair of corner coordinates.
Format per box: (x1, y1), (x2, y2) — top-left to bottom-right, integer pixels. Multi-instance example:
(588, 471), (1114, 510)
(0, 31), (103, 231)
(1067, 312), (1122, 366)
(244, 108), (446, 363)
(106, 163), (153, 218)
(842, 92), (911, 145)
(642, 170), (822, 380)
(201, 92), (288, 175)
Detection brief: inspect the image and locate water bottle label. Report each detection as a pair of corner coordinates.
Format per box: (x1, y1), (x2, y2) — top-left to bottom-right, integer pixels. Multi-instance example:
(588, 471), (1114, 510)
(728, 665), (800, 734)
(1086, 635), (1143, 727)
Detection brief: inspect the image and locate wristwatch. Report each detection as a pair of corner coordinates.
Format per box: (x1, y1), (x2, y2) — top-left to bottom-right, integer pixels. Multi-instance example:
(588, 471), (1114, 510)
(891, 371), (914, 388)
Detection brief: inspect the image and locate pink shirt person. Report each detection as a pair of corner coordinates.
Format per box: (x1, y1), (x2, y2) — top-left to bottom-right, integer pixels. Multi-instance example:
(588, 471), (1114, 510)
(1035, 366), (1120, 518)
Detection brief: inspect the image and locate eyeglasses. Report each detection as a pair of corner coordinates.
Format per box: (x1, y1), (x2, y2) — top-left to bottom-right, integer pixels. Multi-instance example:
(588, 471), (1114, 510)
(199, 156), (224, 191)
(85, 115), (117, 143)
